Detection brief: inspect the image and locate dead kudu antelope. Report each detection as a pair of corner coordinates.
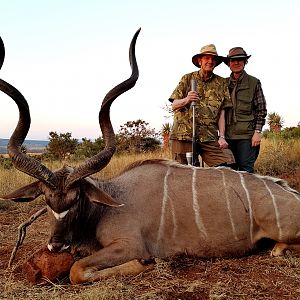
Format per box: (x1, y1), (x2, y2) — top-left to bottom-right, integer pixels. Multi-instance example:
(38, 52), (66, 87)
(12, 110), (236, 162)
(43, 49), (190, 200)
(1, 31), (300, 285)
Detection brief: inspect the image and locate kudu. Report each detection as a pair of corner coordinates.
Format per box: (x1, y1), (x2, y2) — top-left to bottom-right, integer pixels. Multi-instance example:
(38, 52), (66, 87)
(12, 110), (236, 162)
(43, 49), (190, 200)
(1, 30), (300, 284)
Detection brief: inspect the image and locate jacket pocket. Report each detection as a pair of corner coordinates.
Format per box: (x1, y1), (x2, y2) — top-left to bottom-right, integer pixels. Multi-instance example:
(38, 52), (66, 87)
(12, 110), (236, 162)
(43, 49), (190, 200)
(233, 121), (254, 135)
(236, 93), (252, 115)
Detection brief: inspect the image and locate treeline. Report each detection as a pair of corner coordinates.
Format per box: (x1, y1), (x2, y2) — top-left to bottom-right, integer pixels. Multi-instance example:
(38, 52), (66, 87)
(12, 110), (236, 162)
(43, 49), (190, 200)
(0, 119), (162, 167)
(265, 112), (300, 139)
(263, 124), (300, 139)
(45, 119), (161, 161)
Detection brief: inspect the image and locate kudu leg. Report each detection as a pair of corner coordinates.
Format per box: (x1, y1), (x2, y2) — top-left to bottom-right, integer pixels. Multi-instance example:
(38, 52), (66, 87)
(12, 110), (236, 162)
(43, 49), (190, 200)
(271, 242), (300, 257)
(69, 239), (152, 284)
(70, 259), (154, 284)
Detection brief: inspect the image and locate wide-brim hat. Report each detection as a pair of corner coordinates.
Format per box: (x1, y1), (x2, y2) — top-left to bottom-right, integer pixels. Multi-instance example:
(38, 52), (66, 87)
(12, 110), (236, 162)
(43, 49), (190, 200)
(192, 44), (223, 68)
(223, 47), (251, 65)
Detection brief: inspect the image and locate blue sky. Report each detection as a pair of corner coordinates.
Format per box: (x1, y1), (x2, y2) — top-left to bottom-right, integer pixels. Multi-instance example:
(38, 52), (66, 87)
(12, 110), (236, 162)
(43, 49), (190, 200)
(1, 0), (299, 140)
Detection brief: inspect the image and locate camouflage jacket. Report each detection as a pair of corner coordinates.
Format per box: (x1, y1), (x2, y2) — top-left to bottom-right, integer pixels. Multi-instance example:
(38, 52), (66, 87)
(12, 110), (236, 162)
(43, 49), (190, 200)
(169, 71), (232, 142)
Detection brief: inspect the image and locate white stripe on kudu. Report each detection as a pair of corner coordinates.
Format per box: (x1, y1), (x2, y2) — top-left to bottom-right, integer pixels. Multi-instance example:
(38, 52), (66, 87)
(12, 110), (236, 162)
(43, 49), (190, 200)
(157, 166), (172, 242)
(239, 173), (254, 244)
(169, 193), (178, 240)
(260, 178), (283, 240)
(277, 184), (300, 202)
(220, 169), (239, 241)
(254, 174), (300, 202)
(192, 168), (207, 238)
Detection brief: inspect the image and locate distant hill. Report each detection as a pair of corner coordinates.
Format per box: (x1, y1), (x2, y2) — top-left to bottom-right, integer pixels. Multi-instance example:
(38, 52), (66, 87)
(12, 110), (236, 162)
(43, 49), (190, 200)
(0, 138), (48, 154)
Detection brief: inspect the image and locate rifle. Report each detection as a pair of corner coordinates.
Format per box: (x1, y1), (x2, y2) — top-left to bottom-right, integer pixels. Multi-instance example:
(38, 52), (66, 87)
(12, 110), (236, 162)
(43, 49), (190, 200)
(191, 79), (198, 166)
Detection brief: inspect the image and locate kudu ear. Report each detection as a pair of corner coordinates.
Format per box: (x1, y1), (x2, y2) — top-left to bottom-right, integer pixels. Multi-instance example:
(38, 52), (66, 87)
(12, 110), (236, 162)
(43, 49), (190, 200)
(83, 179), (124, 208)
(0, 181), (42, 202)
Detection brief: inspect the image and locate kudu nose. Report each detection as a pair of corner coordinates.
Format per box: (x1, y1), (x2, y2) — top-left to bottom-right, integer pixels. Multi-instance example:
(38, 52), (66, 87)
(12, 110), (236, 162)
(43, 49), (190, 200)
(48, 242), (64, 252)
(48, 242), (70, 252)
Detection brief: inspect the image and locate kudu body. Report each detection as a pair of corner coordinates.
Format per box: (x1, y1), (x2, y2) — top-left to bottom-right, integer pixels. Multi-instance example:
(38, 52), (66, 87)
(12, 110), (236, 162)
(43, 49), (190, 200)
(1, 31), (300, 284)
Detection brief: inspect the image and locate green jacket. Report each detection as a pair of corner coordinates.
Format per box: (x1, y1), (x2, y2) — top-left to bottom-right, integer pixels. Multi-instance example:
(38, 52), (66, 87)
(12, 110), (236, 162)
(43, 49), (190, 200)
(169, 71), (231, 142)
(226, 72), (258, 139)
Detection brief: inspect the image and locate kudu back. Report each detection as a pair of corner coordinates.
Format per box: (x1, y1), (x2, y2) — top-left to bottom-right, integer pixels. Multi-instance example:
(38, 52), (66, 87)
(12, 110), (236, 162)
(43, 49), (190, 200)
(1, 31), (300, 284)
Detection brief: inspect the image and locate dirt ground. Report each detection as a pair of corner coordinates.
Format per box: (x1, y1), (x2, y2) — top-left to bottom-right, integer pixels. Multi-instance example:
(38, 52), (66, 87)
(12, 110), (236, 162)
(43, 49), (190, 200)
(0, 173), (300, 300)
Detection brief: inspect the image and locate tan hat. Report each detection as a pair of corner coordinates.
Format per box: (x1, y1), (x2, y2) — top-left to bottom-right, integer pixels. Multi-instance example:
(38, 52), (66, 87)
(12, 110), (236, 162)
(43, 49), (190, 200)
(192, 44), (223, 68)
(224, 47), (251, 65)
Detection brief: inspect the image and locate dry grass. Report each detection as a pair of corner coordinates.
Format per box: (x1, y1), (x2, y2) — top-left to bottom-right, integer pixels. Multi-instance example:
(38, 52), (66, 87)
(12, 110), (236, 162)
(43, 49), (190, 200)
(94, 150), (171, 180)
(1, 144), (300, 299)
(255, 139), (300, 191)
(256, 138), (300, 176)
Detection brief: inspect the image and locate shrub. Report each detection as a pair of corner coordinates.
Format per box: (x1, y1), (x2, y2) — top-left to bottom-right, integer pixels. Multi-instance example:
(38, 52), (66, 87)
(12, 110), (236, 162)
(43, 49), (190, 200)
(0, 155), (13, 169)
(255, 138), (300, 176)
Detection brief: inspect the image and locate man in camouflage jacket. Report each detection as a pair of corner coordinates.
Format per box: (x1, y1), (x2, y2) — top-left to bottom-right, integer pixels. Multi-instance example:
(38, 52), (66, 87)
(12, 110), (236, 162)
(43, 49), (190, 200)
(169, 44), (234, 166)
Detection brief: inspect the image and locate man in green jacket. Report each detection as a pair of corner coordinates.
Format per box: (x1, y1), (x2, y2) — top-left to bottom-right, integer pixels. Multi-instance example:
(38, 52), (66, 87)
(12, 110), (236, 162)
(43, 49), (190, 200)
(224, 47), (267, 173)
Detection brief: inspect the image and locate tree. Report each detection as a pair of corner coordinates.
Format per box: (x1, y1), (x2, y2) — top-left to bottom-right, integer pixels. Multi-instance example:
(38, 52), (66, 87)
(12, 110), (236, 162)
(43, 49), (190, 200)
(281, 126), (300, 139)
(161, 123), (171, 150)
(0, 155), (13, 169)
(140, 136), (161, 152)
(75, 137), (105, 159)
(116, 119), (160, 153)
(267, 112), (284, 133)
(46, 132), (78, 161)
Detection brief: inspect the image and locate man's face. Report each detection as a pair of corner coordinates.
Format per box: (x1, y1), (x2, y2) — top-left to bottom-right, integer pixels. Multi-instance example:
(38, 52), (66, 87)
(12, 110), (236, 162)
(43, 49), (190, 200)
(229, 58), (246, 74)
(198, 55), (217, 73)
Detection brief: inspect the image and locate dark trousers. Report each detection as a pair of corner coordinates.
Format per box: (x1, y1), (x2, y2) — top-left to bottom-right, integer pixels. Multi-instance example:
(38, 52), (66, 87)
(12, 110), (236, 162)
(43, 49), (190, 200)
(227, 139), (260, 173)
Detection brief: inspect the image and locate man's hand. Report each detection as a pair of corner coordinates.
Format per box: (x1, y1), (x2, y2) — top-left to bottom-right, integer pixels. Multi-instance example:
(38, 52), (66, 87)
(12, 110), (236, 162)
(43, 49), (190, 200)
(252, 132), (262, 147)
(172, 91), (199, 111)
(218, 137), (228, 149)
(186, 91), (199, 104)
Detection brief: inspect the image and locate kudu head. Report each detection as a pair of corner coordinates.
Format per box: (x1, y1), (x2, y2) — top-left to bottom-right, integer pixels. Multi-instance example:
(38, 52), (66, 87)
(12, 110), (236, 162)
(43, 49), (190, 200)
(0, 29), (140, 252)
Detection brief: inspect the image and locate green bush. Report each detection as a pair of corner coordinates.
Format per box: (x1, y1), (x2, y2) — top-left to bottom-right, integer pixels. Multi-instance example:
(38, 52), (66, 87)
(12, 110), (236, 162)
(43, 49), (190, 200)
(0, 155), (13, 169)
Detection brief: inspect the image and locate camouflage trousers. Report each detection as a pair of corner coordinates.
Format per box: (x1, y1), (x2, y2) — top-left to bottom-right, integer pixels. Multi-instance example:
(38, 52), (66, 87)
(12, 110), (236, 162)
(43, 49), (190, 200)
(171, 139), (235, 167)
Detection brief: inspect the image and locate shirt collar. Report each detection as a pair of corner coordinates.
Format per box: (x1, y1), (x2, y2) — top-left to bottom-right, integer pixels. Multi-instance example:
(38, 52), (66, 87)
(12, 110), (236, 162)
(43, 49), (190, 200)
(230, 70), (246, 84)
(199, 70), (214, 82)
